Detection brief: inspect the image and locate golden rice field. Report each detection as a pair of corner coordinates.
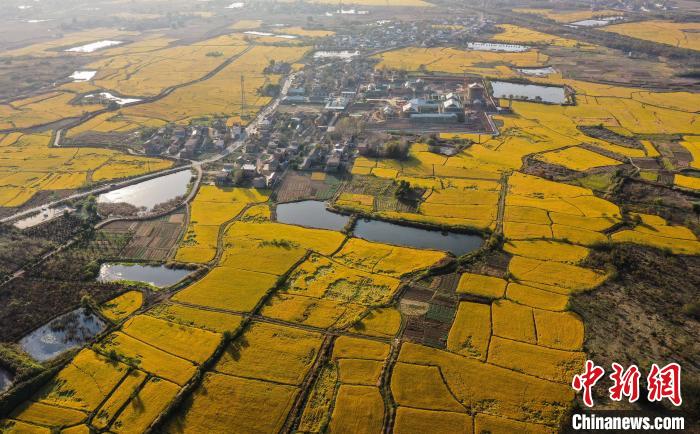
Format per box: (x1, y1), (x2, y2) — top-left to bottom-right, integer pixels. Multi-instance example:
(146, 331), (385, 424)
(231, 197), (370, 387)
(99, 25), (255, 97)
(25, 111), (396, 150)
(120, 314), (220, 363)
(446, 301), (491, 360)
(602, 20), (700, 51)
(222, 220), (345, 272)
(394, 407), (472, 434)
(333, 237), (446, 277)
(611, 213), (700, 255)
(175, 186), (269, 263)
(172, 266), (278, 312)
(35, 349), (130, 411)
(680, 136), (700, 169)
(122, 44), (309, 127)
(504, 172), (620, 244)
(329, 385), (385, 433)
(6, 25), (700, 434)
(286, 253), (401, 305)
(279, 27), (335, 37)
(0, 91), (104, 131)
(167, 372), (298, 433)
(343, 144), (503, 230)
(675, 173), (700, 191)
(375, 46), (547, 79)
(88, 35), (249, 97)
(100, 290), (143, 322)
(111, 377), (180, 433)
(456, 272), (507, 298)
(2, 28), (138, 57)
(397, 343), (573, 425)
(0, 132), (171, 207)
(214, 322), (323, 385)
(147, 303), (244, 334)
(493, 24), (594, 48)
(349, 307), (402, 338)
(337, 358), (384, 385)
(536, 146), (621, 171)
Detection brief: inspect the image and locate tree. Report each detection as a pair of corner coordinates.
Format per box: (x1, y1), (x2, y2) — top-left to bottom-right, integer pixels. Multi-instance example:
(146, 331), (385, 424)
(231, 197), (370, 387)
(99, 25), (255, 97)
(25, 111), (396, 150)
(384, 141), (409, 160)
(395, 180), (411, 200)
(693, 202), (700, 222)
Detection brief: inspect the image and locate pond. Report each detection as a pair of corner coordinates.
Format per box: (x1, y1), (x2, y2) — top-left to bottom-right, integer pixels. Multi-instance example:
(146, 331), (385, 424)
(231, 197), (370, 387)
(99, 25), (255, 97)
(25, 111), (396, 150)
(244, 31), (274, 36)
(97, 169), (193, 211)
(313, 51), (360, 60)
(85, 92), (141, 106)
(467, 42), (529, 52)
(353, 219), (482, 256)
(491, 81), (566, 104)
(19, 308), (106, 362)
(98, 263), (191, 288)
(70, 70), (97, 82)
(65, 40), (123, 53)
(13, 206), (73, 229)
(515, 66), (556, 77)
(0, 367), (13, 393)
(276, 200), (349, 231)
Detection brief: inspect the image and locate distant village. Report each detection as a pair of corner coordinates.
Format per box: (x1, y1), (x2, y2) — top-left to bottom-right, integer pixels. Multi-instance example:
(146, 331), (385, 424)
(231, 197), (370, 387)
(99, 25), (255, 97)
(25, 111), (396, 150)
(136, 16), (525, 190)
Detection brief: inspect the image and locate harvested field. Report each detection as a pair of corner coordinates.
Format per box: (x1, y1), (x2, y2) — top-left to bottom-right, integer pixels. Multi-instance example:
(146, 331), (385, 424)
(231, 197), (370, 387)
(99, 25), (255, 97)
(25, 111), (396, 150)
(275, 171), (341, 203)
(101, 212), (185, 261)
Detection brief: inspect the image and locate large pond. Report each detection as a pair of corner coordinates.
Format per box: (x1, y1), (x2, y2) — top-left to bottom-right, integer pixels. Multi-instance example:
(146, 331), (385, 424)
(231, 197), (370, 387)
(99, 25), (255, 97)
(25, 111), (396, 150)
(0, 367), (13, 393)
(354, 219), (482, 256)
(20, 308), (106, 362)
(276, 200), (350, 231)
(97, 169), (192, 211)
(98, 263), (191, 288)
(491, 81), (566, 104)
(275, 200), (483, 255)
